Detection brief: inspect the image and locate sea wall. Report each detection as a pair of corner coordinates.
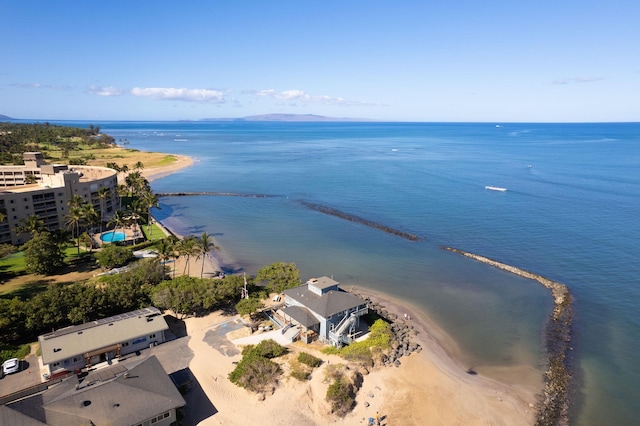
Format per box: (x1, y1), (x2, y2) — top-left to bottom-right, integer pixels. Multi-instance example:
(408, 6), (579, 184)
(300, 201), (420, 241)
(156, 191), (275, 198)
(443, 247), (573, 426)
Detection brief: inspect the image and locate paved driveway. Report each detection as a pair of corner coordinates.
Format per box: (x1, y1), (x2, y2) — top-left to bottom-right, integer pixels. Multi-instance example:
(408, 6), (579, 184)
(0, 354), (41, 398)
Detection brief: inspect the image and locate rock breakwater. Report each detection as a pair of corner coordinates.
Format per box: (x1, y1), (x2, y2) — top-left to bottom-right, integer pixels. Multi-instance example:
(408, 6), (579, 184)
(156, 191), (275, 198)
(444, 247), (573, 426)
(352, 293), (422, 367)
(300, 201), (420, 241)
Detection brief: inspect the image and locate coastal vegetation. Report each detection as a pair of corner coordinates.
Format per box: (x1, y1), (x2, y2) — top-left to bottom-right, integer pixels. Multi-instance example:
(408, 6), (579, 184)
(0, 121), (181, 171)
(290, 352), (323, 381)
(322, 319), (392, 366)
(324, 363), (361, 417)
(255, 261), (301, 293)
(228, 339), (287, 393)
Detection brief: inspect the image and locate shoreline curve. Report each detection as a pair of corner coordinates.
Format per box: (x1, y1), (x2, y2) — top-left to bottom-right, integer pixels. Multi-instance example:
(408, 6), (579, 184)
(443, 246), (573, 426)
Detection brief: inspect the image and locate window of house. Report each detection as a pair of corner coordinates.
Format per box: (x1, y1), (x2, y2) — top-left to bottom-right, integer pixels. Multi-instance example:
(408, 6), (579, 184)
(52, 362), (60, 368)
(150, 334), (156, 339)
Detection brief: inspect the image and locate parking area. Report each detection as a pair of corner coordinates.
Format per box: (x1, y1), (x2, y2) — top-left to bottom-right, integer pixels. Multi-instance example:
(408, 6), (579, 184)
(0, 354), (41, 397)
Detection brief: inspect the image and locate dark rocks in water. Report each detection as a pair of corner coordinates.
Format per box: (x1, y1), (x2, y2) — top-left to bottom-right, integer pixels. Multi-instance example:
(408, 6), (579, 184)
(156, 191), (275, 198)
(443, 246), (574, 426)
(299, 200), (421, 241)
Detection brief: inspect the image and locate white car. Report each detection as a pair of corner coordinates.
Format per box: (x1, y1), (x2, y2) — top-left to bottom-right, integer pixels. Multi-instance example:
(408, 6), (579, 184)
(2, 358), (20, 375)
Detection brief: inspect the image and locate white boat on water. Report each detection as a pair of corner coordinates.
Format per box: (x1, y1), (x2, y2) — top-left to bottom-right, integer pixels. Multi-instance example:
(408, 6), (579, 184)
(485, 186), (507, 192)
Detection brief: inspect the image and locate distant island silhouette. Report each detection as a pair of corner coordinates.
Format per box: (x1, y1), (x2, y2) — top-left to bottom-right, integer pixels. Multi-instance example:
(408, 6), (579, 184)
(199, 113), (379, 122)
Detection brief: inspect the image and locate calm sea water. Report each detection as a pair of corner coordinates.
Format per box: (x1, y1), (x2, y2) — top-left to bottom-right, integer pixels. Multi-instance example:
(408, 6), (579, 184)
(63, 120), (639, 425)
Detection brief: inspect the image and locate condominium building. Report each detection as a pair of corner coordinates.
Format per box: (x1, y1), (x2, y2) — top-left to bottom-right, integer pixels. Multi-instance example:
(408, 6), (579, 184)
(0, 152), (118, 244)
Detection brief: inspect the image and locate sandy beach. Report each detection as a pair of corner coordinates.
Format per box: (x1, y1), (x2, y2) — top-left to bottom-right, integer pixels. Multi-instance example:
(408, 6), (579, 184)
(142, 154), (195, 182)
(146, 154), (541, 425)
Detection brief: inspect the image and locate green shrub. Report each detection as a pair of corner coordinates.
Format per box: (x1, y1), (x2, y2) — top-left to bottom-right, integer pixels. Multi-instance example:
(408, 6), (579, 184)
(0, 343), (31, 362)
(229, 351), (282, 392)
(255, 339), (287, 358)
(298, 352), (322, 368)
(229, 339), (287, 393)
(321, 319), (392, 365)
(326, 377), (355, 416)
(289, 360), (311, 381)
(95, 244), (132, 269)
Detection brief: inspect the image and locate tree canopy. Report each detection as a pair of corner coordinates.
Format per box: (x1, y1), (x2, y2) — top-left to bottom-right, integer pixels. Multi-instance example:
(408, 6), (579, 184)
(256, 262), (301, 293)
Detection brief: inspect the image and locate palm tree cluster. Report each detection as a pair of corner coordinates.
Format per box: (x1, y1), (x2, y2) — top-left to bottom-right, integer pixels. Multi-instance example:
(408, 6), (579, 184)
(103, 161), (161, 238)
(155, 232), (217, 279)
(65, 195), (99, 254)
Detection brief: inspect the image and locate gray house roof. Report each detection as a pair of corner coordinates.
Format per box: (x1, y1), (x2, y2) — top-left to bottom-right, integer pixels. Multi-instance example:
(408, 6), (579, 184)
(281, 305), (320, 328)
(38, 307), (168, 365)
(283, 284), (365, 318)
(3, 355), (185, 426)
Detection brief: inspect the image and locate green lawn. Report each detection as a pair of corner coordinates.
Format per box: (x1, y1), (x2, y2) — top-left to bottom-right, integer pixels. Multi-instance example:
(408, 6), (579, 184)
(0, 251), (26, 274)
(141, 222), (167, 242)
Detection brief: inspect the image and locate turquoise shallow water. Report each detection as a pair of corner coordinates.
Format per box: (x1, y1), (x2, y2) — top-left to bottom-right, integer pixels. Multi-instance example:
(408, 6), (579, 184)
(55, 120), (640, 425)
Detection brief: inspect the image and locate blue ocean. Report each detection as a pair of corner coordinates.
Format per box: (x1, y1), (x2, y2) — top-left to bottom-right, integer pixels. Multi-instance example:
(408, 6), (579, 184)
(72, 121), (638, 425)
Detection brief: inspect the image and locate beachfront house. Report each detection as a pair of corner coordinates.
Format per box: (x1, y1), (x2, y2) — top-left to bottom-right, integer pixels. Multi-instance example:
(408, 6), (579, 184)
(0, 355), (185, 426)
(38, 307), (169, 377)
(281, 277), (368, 346)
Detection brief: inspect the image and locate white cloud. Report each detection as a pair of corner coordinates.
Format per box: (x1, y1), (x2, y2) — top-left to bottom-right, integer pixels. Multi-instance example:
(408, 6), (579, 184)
(553, 76), (604, 85)
(131, 87), (225, 103)
(87, 85), (125, 96)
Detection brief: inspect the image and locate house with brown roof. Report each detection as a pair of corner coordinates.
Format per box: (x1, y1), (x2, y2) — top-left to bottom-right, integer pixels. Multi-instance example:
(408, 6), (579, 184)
(282, 277), (368, 346)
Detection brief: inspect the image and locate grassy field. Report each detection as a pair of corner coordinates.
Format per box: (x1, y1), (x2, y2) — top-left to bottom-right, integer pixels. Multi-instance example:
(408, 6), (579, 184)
(38, 141), (180, 171)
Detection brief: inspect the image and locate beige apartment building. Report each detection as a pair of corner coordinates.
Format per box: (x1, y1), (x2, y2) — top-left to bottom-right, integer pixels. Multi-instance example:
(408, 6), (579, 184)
(0, 152), (118, 245)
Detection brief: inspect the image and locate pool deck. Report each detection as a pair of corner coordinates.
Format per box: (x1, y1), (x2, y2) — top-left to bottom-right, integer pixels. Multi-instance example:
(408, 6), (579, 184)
(93, 225), (144, 248)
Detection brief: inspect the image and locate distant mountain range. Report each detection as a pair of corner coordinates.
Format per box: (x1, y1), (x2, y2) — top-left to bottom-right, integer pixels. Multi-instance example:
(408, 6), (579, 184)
(0, 114), (12, 120)
(199, 113), (377, 122)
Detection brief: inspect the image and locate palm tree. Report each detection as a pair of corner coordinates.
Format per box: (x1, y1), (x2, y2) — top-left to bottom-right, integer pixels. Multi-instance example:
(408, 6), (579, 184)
(65, 205), (85, 255)
(179, 235), (198, 276)
(68, 194), (85, 209)
(82, 203), (98, 234)
(18, 214), (46, 237)
(97, 186), (111, 233)
(134, 161), (144, 172)
(117, 184), (128, 210)
(156, 237), (175, 278)
(196, 232), (217, 278)
(141, 190), (160, 235)
(129, 200), (147, 241)
(107, 210), (128, 237)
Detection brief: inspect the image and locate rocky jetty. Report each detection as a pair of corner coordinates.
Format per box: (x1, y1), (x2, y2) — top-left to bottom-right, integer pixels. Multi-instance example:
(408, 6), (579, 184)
(300, 201), (421, 241)
(353, 294), (422, 367)
(444, 247), (573, 426)
(156, 191), (275, 198)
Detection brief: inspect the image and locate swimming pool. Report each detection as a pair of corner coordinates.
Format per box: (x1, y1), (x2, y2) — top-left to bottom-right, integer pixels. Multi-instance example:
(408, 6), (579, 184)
(100, 231), (126, 243)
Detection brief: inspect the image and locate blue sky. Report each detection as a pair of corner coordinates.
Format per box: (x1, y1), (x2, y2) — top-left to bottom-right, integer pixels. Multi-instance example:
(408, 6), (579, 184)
(1, 0), (638, 122)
